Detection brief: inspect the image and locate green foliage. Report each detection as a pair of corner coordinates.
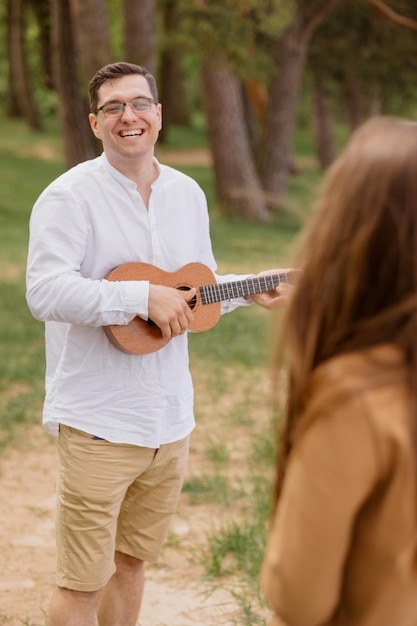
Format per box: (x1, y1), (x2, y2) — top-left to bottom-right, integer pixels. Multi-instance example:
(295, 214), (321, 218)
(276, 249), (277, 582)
(177, 0), (295, 80)
(308, 0), (417, 117)
(4, 0), (417, 148)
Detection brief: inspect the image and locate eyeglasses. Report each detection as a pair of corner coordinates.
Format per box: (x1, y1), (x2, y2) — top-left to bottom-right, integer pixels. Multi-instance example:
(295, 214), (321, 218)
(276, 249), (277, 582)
(94, 96), (156, 118)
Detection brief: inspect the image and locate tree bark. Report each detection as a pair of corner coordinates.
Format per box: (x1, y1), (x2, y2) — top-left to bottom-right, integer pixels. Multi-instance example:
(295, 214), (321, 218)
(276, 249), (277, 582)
(71, 0), (112, 84)
(363, 0), (417, 32)
(259, 0), (342, 205)
(6, 0), (42, 129)
(258, 10), (308, 204)
(345, 73), (364, 130)
(28, 0), (54, 89)
(123, 0), (157, 74)
(51, 0), (97, 167)
(160, 0), (190, 130)
(201, 59), (270, 222)
(312, 76), (336, 169)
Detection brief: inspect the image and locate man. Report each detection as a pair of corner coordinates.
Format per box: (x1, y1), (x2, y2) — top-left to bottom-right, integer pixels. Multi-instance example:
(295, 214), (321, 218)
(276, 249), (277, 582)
(26, 62), (287, 626)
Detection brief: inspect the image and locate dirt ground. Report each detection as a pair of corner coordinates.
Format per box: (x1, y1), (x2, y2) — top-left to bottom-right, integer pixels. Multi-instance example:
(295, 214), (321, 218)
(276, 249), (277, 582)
(0, 417), (271, 626)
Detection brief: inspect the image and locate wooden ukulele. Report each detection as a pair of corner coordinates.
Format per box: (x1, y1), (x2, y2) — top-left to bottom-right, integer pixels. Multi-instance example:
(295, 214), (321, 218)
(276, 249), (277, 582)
(104, 262), (297, 354)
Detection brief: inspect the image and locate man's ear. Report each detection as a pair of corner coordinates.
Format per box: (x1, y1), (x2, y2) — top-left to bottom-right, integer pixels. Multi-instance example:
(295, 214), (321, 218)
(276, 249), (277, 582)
(88, 113), (101, 139)
(156, 103), (162, 131)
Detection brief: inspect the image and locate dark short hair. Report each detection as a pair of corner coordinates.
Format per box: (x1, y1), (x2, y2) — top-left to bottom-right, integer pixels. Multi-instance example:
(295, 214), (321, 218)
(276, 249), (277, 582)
(89, 62), (159, 112)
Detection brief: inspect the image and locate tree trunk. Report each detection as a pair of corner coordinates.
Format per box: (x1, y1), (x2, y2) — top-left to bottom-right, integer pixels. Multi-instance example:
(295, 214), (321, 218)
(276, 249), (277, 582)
(201, 59), (270, 222)
(258, 10), (307, 206)
(345, 73), (364, 130)
(312, 75), (336, 169)
(71, 0), (112, 84)
(159, 0), (190, 130)
(6, 0), (42, 129)
(123, 0), (157, 74)
(159, 50), (189, 140)
(28, 0), (54, 89)
(258, 0), (342, 206)
(51, 0), (97, 167)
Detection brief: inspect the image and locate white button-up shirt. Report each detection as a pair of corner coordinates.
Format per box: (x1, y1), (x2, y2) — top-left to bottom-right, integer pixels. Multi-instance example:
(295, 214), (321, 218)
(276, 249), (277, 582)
(26, 154), (249, 447)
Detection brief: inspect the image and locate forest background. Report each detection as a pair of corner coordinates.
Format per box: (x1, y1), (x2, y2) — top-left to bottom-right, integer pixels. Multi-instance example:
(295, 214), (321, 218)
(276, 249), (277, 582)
(2, 1), (417, 625)
(4, 0), (417, 223)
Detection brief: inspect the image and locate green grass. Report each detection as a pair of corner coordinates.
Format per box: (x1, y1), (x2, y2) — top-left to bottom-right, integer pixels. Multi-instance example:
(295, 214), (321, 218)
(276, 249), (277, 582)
(162, 122), (210, 149)
(184, 411), (280, 624)
(0, 120), (65, 447)
(0, 113), (320, 624)
(182, 473), (233, 506)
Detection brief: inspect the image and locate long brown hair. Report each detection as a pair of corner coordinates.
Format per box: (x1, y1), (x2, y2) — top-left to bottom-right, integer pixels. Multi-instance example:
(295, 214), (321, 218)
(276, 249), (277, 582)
(274, 116), (417, 504)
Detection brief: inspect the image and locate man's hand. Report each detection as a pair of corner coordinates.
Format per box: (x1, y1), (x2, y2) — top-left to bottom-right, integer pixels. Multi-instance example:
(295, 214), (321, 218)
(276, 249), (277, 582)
(148, 285), (196, 339)
(248, 269), (294, 310)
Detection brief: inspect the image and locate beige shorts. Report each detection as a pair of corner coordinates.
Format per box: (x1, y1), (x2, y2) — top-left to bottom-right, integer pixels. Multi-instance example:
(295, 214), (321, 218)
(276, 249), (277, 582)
(56, 425), (190, 592)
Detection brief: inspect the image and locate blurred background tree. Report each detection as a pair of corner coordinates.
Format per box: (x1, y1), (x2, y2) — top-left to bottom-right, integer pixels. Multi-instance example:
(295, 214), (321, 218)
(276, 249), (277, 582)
(1, 0), (417, 221)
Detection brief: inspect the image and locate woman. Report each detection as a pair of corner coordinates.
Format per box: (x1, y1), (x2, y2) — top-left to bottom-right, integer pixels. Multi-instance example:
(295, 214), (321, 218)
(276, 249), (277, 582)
(261, 116), (417, 626)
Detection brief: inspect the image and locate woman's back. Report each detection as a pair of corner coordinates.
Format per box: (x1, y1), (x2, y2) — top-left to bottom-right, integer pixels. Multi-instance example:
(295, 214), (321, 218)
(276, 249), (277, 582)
(262, 344), (417, 626)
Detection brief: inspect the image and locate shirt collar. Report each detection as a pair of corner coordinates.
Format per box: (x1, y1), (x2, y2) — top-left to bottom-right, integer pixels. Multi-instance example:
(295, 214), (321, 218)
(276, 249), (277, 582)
(100, 152), (162, 189)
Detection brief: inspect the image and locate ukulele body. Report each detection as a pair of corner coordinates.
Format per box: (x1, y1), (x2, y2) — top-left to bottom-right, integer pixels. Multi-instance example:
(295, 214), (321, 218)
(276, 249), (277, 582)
(104, 262), (221, 354)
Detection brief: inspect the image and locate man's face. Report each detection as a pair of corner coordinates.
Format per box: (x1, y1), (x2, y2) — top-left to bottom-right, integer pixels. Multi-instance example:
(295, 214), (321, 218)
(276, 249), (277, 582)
(89, 74), (162, 167)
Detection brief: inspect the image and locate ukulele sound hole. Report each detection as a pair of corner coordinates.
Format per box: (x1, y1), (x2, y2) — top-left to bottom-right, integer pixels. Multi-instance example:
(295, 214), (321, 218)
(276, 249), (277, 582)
(178, 286), (197, 310)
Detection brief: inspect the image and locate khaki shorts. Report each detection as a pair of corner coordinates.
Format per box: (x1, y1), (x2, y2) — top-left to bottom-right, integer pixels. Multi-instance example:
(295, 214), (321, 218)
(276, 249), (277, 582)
(56, 425), (190, 592)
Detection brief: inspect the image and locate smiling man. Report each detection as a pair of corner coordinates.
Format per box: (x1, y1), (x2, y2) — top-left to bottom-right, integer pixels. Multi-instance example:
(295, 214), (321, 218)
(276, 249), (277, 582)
(25, 62), (287, 626)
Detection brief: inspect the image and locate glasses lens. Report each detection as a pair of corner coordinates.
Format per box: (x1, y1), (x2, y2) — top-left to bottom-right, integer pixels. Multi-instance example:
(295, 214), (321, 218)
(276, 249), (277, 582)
(132, 97), (153, 112)
(102, 103), (124, 117)
(99, 98), (154, 117)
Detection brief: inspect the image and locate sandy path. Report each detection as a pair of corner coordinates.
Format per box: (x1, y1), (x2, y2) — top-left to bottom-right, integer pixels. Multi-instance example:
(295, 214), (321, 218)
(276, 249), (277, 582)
(0, 425), (259, 626)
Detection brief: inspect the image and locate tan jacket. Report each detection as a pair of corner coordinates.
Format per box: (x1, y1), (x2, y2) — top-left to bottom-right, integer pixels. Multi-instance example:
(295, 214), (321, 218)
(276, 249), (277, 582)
(261, 345), (417, 626)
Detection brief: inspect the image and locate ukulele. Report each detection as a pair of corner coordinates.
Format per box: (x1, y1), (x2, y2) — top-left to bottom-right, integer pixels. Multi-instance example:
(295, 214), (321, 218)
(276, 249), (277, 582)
(104, 262), (298, 354)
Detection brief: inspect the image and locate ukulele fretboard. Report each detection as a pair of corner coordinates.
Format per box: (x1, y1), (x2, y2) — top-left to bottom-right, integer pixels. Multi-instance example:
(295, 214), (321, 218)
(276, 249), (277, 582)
(199, 273), (290, 305)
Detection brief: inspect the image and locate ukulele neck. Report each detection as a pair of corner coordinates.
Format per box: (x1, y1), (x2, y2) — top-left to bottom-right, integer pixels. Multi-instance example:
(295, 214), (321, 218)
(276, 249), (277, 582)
(199, 272), (293, 305)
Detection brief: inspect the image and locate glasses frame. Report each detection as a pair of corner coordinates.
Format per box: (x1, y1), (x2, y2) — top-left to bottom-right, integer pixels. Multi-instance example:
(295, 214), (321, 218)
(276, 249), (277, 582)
(94, 96), (157, 118)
